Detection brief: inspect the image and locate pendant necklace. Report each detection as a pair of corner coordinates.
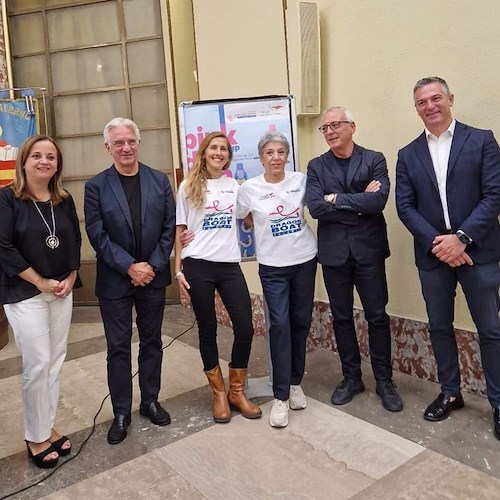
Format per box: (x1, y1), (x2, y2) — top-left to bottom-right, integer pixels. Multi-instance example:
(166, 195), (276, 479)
(32, 200), (60, 249)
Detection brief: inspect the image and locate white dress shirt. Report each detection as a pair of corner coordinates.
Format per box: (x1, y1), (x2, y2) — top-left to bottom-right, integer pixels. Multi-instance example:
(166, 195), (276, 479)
(425, 119), (456, 230)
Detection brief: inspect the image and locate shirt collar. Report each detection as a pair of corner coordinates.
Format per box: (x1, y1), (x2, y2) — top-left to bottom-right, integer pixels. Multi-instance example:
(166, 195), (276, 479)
(425, 119), (456, 139)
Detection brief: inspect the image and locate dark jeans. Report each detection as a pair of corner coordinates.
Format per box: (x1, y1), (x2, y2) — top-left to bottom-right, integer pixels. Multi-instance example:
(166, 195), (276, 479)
(419, 261), (500, 407)
(183, 258), (254, 371)
(259, 258), (317, 400)
(322, 258), (392, 381)
(99, 285), (166, 416)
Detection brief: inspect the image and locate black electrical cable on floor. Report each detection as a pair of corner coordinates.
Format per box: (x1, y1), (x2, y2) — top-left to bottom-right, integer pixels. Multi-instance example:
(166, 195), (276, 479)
(0, 316), (197, 500)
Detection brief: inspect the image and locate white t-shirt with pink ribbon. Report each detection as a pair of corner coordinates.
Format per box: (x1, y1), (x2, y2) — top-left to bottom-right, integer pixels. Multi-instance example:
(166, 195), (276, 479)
(176, 176), (241, 263)
(237, 171), (317, 267)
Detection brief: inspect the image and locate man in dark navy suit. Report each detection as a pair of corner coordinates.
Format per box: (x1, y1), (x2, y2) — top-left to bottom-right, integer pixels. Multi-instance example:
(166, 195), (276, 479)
(396, 77), (500, 438)
(85, 118), (175, 444)
(306, 107), (402, 412)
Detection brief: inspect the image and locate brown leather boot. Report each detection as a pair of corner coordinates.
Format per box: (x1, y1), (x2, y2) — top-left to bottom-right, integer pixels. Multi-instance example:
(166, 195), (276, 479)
(227, 366), (262, 419)
(204, 365), (231, 423)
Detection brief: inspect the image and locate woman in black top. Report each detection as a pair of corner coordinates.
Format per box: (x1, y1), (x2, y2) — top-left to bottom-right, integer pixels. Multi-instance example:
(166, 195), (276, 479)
(0, 135), (81, 468)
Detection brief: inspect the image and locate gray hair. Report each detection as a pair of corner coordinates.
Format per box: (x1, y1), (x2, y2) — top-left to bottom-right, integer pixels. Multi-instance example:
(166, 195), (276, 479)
(413, 77), (451, 97)
(257, 131), (290, 157)
(103, 117), (141, 144)
(320, 106), (354, 123)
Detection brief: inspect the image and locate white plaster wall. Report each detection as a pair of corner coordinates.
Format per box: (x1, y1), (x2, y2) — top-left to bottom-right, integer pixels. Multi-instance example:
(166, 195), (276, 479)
(297, 0), (500, 330)
(185, 0), (500, 331)
(192, 0), (289, 100)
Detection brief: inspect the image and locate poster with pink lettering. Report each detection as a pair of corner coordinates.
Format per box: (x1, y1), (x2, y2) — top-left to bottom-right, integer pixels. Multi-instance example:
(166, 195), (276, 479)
(179, 95), (297, 178)
(178, 95), (298, 259)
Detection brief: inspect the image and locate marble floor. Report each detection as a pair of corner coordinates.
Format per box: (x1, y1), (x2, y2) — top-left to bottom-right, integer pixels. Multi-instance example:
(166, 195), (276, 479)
(0, 303), (499, 500)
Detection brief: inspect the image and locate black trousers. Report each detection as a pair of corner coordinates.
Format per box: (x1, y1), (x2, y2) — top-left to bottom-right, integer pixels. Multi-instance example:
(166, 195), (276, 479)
(99, 285), (166, 416)
(419, 261), (500, 407)
(183, 258), (254, 371)
(322, 258), (392, 381)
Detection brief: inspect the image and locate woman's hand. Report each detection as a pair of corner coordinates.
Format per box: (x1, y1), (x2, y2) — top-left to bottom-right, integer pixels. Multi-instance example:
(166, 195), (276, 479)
(19, 267), (60, 294)
(243, 214), (254, 229)
(54, 271), (77, 298)
(177, 273), (191, 307)
(36, 277), (62, 294)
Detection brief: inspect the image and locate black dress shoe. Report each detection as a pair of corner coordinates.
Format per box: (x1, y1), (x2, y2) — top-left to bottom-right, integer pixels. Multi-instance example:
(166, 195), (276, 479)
(423, 393), (464, 421)
(493, 408), (500, 441)
(107, 414), (131, 445)
(376, 379), (403, 412)
(331, 377), (365, 405)
(140, 401), (171, 426)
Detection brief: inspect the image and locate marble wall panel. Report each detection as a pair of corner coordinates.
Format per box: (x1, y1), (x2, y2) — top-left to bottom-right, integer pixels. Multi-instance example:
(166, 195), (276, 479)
(215, 293), (487, 398)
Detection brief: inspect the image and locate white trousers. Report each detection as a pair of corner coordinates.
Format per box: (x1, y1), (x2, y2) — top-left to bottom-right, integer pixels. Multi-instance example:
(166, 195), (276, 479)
(4, 292), (73, 442)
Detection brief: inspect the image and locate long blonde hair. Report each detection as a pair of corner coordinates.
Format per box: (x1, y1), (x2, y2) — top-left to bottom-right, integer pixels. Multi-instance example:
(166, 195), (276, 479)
(10, 134), (68, 204)
(185, 131), (233, 208)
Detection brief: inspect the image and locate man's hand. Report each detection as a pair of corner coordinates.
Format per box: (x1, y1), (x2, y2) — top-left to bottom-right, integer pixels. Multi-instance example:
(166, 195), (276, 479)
(180, 229), (195, 248)
(128, 262), (155, 287)
(445, 252), (474, 267)
(432, 234), (473, 267)
(365, 180), (381, 193)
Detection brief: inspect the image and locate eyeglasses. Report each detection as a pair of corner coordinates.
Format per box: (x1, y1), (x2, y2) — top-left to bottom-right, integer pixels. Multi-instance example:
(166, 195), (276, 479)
(318, 121), (352, 134)
(112, 139), (139, 148)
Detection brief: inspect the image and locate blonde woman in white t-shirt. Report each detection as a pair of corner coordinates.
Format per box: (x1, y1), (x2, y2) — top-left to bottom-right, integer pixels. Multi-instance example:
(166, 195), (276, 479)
(237, 131), (318, 428)
(175, 131), (262, 424)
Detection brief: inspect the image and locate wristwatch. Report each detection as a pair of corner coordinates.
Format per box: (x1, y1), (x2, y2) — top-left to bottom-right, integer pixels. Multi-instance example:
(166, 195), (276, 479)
(456, 229), (473, 245)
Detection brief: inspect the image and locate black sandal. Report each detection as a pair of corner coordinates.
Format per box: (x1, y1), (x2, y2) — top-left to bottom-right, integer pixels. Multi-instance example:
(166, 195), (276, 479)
(50, 435), (72, 456)
(26, 441), (59, 469)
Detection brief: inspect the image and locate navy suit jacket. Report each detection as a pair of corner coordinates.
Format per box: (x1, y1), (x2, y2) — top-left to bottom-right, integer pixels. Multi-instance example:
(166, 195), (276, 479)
(84, 163), (175, 299)
(395, 121), (500, 270)
(306, 144), (390, 266)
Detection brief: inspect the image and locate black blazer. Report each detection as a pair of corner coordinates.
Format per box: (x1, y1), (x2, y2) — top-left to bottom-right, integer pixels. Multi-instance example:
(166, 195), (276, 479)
(306, 144), (390, 266)
(0, 186), (81, 304)
(396, 121), (500, 270)
(84, 163), (176, 299)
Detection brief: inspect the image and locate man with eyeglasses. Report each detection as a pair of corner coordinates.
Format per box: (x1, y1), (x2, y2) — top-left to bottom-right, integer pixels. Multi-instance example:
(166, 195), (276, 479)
(84, 117), (176, 444)
(306, 106), (402, 412)
(396, 77), (500, 438)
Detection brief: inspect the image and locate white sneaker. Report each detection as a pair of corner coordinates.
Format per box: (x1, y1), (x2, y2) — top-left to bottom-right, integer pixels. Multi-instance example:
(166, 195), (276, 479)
(289, 385), (307, 410)
(270, 399), (289, 427)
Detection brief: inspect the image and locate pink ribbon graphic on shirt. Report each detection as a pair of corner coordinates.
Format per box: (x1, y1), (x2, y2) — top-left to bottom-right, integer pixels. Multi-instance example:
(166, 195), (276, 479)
(269, 205), (299, 222)
(205, 199), (234, 214)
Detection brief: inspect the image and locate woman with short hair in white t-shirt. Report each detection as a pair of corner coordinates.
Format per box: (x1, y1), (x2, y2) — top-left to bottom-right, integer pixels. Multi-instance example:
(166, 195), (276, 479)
(175, 131), (261, 424)
(237, 131), (317, 428)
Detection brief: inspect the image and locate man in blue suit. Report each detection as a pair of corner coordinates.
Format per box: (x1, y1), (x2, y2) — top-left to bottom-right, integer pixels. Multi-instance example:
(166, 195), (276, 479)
(85, 118), (175, 444)
(396, 77), (500, 438)
(306, 106), (402, 412)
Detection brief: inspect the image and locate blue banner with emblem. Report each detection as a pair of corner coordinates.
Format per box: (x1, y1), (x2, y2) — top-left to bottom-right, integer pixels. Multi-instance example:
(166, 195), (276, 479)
(0, 98), (38, 186)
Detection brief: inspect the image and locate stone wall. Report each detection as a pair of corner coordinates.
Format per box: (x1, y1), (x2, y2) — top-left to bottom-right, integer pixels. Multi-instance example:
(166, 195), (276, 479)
(0, 9), (8, 88)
